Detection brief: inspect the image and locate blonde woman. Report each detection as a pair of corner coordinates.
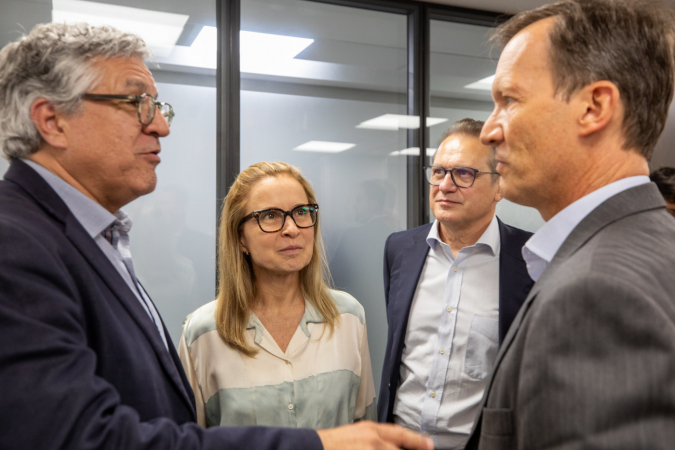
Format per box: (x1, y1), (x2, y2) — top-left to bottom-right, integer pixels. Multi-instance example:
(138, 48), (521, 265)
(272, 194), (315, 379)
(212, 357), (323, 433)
(178, 162), (376, 429)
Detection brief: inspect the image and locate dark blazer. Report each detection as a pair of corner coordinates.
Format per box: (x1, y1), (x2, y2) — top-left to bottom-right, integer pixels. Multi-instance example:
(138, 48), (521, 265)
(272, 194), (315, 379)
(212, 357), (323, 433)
(377, 218), (533, 423)
(465, 183), (675, 450)
(0, 160), (321, 450)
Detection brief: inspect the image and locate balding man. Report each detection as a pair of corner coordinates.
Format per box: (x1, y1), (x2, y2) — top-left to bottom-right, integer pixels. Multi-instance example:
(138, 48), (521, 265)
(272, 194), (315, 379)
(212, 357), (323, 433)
(379, 118), (533, 450)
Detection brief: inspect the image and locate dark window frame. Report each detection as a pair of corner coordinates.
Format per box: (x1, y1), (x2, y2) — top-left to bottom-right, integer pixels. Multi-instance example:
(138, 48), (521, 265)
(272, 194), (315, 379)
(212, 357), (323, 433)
(216, 0), (508, 230)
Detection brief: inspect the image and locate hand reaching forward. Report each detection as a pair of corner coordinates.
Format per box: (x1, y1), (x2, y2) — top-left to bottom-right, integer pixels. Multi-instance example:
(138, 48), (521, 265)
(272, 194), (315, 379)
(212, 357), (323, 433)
(317, 421), (434, 450)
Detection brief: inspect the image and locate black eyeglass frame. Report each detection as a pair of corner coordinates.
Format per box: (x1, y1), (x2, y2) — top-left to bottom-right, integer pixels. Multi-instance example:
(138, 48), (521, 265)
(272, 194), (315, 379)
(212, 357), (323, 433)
(82, 93), (175, 127)
(239, 204), (320, 233)
(423, 165), (499, 188)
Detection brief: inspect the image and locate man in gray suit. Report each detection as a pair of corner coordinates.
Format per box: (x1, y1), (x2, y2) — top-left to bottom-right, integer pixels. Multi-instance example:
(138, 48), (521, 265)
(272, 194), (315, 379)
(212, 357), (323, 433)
(465, 0), (675, 448)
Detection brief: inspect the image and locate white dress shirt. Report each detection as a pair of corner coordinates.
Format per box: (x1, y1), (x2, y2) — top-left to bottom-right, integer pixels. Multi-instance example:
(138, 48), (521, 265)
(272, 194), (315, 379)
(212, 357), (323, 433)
(393, 215), (501, 450)
(523, 176), (650, 282)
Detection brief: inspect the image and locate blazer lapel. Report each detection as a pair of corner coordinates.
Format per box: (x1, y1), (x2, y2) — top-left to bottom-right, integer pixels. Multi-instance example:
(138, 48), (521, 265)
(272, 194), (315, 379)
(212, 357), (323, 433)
(6, 160), (195, 413)
(385, 225), (430, 420)
(389, 225), (431, 353)
(468, 183), (667, 444)
(497, 218), (534, 344)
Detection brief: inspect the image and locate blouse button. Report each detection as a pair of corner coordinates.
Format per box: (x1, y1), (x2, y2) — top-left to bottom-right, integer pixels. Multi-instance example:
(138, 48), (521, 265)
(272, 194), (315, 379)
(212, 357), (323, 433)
(288, 403), (294, 410)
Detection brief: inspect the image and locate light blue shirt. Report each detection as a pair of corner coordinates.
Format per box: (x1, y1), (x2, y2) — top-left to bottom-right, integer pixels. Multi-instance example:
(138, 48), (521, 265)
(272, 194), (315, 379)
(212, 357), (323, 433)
(394, 216), (501, 449)
(22, 159), (169, 349)
(523, 176), (650, 281)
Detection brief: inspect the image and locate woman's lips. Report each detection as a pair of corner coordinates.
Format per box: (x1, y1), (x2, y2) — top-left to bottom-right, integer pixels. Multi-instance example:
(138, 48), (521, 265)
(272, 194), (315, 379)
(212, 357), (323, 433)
(279, 245), (303, 255)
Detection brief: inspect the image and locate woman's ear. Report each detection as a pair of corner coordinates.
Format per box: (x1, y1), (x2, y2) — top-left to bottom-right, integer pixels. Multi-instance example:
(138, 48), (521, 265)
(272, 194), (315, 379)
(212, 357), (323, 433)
(239, 235), (249, 256)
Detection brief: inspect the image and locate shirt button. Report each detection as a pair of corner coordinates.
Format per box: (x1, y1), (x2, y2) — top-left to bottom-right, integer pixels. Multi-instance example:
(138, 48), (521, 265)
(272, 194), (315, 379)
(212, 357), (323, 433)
(453, 267), (458, 272)
(446, 307), (452, 313)
(439, 349), (445, 355)
(430, 391), (436, 398)
(288, 404), (294, 410)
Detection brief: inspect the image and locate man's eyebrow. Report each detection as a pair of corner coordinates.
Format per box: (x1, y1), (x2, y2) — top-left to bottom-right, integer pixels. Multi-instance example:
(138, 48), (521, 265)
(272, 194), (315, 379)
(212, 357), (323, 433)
(125, 79), (149, 92)
(125, 79), (160, 99)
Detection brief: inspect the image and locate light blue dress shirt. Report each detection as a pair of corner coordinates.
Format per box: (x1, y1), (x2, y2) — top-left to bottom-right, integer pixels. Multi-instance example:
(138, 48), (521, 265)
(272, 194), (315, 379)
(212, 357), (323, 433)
(22, 159), (169, 350)
(523, 176), (650, 281)
(394, 216), (501, 449)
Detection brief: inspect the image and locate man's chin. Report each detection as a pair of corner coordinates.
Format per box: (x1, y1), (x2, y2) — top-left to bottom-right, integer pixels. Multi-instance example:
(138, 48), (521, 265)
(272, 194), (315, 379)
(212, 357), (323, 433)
(132, 175), (158, 198)
(501, 182), (537, 208)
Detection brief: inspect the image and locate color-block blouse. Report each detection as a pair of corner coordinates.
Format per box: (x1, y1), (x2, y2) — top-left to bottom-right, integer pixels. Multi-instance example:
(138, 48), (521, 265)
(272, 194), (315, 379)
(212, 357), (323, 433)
(178, 289), (377, 428)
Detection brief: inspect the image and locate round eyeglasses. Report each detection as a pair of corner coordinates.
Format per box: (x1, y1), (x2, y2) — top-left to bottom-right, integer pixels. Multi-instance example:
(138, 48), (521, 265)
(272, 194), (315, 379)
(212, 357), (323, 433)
(240, 204), (319, 233)
(423, 165), (499, 188)
(82, 93), (175, 127)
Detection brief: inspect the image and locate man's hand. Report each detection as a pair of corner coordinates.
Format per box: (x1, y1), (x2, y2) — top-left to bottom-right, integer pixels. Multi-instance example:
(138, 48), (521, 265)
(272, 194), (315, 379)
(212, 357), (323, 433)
(317, 421), (434, 450)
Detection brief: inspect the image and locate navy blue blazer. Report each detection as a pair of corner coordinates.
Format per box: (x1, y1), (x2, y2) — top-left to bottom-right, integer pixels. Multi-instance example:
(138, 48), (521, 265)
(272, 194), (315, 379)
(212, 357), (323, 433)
(0, 160), (321, 450)
(377, 219), (534, 423)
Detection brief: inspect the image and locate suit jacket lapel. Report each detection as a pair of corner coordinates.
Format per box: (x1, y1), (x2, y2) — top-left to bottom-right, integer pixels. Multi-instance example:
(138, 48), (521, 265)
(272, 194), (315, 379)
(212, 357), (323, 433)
(385, 224), (430, 420)
(6, 160), (195, 413)
(497, 218), (534, 344)
(468, 183), (667, 444)
(390, 225), (431, 349)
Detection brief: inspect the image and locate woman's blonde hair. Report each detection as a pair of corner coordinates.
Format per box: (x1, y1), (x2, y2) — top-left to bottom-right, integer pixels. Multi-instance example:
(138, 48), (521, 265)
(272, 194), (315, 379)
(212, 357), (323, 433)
(215, 161), (339, 356)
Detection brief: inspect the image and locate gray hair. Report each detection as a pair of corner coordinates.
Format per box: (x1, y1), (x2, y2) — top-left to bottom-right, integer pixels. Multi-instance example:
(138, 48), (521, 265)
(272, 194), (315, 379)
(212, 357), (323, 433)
(0, 22), (150, 160)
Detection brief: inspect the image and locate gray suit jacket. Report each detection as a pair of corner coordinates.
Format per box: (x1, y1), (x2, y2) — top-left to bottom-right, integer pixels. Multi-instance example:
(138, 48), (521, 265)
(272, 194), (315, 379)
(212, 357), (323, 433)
(465, 182), (675, 450)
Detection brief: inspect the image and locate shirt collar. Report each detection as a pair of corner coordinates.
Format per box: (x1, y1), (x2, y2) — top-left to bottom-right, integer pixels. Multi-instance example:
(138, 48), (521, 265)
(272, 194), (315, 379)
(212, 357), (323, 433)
(523, 175), (650, 281)
(21, 159), (117, 238)
(426, 214), (501, 258)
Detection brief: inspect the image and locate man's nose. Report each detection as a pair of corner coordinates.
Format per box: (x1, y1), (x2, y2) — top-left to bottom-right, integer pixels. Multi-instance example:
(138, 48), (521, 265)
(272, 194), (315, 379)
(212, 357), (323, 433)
(480, 113), (502, 146)
(439, 171), (459, 192)
(145, 108), (171, 137)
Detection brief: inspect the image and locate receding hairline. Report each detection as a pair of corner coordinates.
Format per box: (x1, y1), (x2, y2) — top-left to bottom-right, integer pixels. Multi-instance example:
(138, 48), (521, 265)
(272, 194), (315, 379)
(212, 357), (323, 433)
(495, 17), (559, 87)
(433, 132), (494, 168)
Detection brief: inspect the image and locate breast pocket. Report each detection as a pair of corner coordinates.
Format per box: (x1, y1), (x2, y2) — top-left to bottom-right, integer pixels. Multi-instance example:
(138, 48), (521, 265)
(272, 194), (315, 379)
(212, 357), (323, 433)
(464, 315), (499, 380)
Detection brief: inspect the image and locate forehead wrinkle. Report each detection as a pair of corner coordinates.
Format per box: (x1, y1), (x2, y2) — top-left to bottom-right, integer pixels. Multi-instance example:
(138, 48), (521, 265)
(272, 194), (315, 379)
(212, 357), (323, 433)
(125, 79), (158, 97)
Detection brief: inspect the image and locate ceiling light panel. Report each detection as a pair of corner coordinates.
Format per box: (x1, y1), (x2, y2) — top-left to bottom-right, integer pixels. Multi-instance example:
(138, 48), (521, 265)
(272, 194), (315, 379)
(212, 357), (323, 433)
(357, 114), (448, 130)
(464, 75), (495, 91)
(390, 148), (437, 156)
(186, 27), (314, 72)
(293, 141), (355, 153)
(52, 0), (189, 58)
(240, 31), (313, 63)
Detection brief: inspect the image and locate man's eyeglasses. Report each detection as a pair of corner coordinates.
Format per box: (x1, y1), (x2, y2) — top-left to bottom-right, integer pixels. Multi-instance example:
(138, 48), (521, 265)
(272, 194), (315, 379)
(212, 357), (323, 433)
(82, 93), (175, 127)
(240, 204), (319, 233)
(424, 165), (499, 188)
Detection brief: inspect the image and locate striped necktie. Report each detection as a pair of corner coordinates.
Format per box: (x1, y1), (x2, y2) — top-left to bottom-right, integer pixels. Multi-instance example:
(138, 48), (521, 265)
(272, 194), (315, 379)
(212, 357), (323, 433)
(104, 213), (159, 328)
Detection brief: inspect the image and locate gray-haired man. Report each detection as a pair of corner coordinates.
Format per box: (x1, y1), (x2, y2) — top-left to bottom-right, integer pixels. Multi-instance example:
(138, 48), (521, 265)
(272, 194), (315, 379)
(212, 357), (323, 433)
(0, 22), (432, 450)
